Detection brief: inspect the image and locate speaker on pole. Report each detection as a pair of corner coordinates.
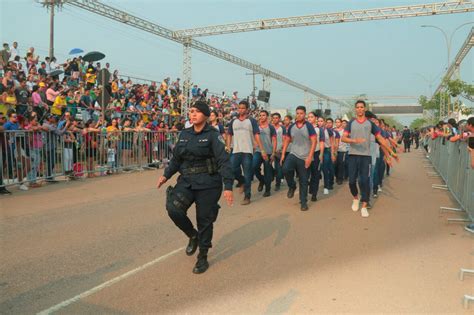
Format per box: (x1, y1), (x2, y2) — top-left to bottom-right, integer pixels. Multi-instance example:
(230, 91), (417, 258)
(257, 90), (270, 103)
(314, 109), (322, 117)
(324, 109), (332, 117)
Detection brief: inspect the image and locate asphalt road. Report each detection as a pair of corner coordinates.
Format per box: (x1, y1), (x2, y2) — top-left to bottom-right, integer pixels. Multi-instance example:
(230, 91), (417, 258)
(0, 150), (472, 314)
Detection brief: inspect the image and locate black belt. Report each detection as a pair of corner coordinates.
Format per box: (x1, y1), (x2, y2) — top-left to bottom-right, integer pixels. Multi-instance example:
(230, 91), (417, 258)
(181, 166), (210, 176)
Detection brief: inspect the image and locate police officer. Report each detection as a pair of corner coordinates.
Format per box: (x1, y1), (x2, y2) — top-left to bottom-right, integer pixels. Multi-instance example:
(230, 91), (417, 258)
(157, 101), (234, 274)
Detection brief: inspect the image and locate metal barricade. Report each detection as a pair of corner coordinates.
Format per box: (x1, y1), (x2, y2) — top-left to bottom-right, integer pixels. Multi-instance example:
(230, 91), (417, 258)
(1, 129), (179, 189)
(428, 137), (474, 220)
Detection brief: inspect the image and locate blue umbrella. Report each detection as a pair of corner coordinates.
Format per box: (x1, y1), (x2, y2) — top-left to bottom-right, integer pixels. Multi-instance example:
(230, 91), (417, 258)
(69, 48), (84, 55)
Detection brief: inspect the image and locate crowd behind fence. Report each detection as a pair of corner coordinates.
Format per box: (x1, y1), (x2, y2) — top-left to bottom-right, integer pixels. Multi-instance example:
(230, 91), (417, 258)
(428, 137), (474, 220)
(1, 130), (178, 189)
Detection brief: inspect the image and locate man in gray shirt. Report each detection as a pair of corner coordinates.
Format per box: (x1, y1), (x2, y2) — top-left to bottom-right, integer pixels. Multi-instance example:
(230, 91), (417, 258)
(227, 100), (266, 205)
(253, 110), (276, 197)
(281, 106), (317, 211)
(342, 100), (397, 218)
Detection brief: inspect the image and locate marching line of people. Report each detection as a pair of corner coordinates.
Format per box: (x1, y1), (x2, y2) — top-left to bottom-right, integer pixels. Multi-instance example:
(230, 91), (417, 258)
(157, 100), (400, 274)
(226, 99), (399, 216)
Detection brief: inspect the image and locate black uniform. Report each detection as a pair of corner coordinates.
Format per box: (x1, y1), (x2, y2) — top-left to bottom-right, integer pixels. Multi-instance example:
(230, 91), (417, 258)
(402, 129), (412, 152)
(163, 124), (233, 252)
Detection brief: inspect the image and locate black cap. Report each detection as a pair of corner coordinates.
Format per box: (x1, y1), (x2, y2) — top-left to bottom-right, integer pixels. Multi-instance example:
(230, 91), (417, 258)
(191, 101), (210, 117)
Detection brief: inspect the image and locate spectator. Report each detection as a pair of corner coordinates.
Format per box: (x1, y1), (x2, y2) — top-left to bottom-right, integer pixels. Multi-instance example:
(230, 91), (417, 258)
(1, 86), (17, 115)
(15, 79), (30, 116)
(10, 42), (19, 60)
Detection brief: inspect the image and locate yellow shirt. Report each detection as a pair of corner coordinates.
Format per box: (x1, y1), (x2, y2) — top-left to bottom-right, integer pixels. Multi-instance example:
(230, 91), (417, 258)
(86, 73), (96, 84)
(111, 81), (118, 93)
(51, 96), (66, 116)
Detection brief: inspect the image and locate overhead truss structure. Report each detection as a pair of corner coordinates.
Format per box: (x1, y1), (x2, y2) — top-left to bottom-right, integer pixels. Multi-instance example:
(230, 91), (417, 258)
(65, 0), (344, 112)
(173, 1), (474, 38)
(433, 27), (474, 96)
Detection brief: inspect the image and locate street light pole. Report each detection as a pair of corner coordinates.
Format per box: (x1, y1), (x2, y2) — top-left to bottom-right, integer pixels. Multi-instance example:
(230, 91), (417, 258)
(421, 22), (474, 118)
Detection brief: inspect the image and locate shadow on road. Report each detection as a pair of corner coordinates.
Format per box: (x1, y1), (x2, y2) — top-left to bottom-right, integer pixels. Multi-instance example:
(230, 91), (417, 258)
(212, 214), (290, 264)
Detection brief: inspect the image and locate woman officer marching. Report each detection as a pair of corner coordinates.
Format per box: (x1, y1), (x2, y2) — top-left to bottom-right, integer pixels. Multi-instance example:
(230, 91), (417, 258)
(157, 101), (234, 274)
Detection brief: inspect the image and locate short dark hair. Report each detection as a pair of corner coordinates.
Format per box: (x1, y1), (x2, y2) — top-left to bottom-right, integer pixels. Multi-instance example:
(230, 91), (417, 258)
(296, 105), (306, 112)
(365, 110), (376, 119)
(326, 118), (334, 123)
(285, 114), (293, 121)
(355, 100), (367, 107)
(260, 110), (269, 116)
(271, 112), (281, 119)
(239, 100), (249, 108)
(467, 117), (474, 126)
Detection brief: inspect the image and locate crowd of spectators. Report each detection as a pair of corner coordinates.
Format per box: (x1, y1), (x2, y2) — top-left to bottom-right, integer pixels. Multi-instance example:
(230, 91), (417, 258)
(0, 42), (265, 131)
(0, 42), (265, 195)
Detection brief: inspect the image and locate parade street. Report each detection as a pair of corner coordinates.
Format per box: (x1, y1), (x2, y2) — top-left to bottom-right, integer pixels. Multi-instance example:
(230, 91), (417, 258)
(0, 150), (471, 314)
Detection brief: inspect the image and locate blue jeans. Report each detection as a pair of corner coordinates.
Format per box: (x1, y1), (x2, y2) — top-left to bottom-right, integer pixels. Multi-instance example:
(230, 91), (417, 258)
(232, 152), (253, 199)
(335, 151), (347, 182)
(253, 151), (273, 192)
(322, 148), (334, 189)
(283, 154), (310, 206)
(27, 148), (41, 183)
(372, 155), (386, 192)
(309, 152), (321, 196)
(273, 155), (283, 186)
(347, 155), (372, 203)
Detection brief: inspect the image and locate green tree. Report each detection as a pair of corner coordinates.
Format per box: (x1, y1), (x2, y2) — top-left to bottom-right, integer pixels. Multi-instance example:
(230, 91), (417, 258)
(410, 118), (428, 130)
(378, 116), (403, 129)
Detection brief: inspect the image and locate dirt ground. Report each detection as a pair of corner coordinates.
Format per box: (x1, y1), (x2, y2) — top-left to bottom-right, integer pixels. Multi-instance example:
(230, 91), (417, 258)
(0, 150), (472, 314)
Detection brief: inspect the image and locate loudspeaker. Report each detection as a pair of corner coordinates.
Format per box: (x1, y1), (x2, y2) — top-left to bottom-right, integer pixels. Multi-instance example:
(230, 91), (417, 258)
(314, 109), (322, 117)
(324, 109), (331, 117)
(257, 90), (271, 103)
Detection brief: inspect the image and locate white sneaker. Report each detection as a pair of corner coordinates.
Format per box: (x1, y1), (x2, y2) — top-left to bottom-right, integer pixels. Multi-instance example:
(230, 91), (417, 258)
(19, 184), (29, 191)
(323, 188), (329, 195)
(352, 199), (360, 211)
(378, 187), (382, 192)
(361, 207), (370, 218)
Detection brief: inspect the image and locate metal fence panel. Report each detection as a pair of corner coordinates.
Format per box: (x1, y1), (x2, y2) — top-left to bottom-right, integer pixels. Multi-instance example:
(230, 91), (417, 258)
(1, 130), (178, 189)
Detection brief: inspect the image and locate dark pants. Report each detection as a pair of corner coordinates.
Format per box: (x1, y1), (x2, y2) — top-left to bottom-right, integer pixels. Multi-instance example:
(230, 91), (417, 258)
(46, 148), (56, 179)
(403, 139), (411, 152)
(232, 152), (253, 199)
(167, 184), (222, 250)
(16, 104), (29, 116)
(273, 155), (283, 187)
(415, 138), (419, 149)
(347, 155), (372, 203)
(253, 151), (273, 193)
(322, 148), (334, 189)
(372, 157), (385, 193)
(283, 154), (310, 206)
(309, 153), (321, 196)
(335, 151), (347, 182)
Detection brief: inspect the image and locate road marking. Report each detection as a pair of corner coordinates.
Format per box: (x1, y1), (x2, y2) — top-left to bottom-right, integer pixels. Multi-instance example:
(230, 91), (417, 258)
(37, 246), (185, 315)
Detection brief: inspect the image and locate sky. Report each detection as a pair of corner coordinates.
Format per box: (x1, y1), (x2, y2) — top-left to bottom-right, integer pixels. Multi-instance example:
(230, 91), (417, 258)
(1, 0), (473, 124)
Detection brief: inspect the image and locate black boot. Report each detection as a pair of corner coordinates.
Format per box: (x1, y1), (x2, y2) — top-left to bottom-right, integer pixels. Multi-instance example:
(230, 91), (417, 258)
(193, 249), (209, 274)
(186, 231), (198, 256)
(287, 187), (296, 199)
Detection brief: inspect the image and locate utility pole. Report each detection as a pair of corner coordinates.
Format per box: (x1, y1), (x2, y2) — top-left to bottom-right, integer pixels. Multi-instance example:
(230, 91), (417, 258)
(49, 0), (55, 59)
(41, 0), (62, 59)
(245, 71), (257, 97)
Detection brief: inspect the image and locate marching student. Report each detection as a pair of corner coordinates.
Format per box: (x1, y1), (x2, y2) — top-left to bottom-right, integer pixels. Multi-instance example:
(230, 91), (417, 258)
(341, 101), (398, 218)
(253, 110), (277, 197)
(307, 111), (325, 202)
(271, 112), (286, 191)
(281, 106), (317, 211)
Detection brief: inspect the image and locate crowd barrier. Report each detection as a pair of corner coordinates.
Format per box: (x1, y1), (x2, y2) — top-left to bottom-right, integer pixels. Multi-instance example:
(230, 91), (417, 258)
(428, 137), (474, 220)
(0, 130), (178, 188)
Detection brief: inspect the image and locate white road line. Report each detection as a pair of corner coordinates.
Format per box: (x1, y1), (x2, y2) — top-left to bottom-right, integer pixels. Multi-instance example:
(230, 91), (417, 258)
(37, 246), (185, 315)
